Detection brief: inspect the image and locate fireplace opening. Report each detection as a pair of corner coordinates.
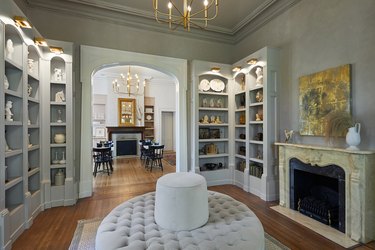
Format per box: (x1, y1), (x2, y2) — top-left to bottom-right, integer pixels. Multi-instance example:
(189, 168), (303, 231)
(290, 158), (345, 232)
(116, 139), (137, 156)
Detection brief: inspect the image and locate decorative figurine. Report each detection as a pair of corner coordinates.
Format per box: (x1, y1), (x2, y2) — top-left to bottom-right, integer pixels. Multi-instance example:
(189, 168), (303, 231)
(52, 152), (59, 164)
(57, 109), (63, 123)
(201, 115), (209, 124)
(27, 59), (34, 73)
(28, 134), (32, 148)
(59, 152), (66, 164)
(216, 98), (222, 108)
(210, 115), (216, 123)
(54, 68), (63, 81)
(55, 90), (65, 103)
(240, 75), (246, 91)
(255, 113), (263, 121)
(5, 137), (11, 151)
(6, 39), (14, 60)
(215, 116), (222, 124)
(255, 67), (263, 86)
(4, 75), (9, 90)
(202, 98), (208, 107)
(255, 90), (263, 102)
(284, 129), (294, 143)
(5, 100), (14, 121)
(27, 84), (32, 96)
(209, 98), (215, 108)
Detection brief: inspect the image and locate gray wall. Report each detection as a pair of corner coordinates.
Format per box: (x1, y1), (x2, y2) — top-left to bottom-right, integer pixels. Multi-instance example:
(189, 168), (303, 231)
(17, 5), (234, 64)
(19, 0), (375, 149)
(233, 0), (375, 149)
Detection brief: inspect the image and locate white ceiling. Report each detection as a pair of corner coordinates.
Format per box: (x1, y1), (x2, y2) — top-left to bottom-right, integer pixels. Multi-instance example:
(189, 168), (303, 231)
(20, 0), (301, 43)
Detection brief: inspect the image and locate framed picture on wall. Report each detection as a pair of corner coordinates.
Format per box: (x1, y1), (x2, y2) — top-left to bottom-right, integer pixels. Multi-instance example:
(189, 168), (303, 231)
(94, 127), (105, 137)
(118, 98), (136, 126)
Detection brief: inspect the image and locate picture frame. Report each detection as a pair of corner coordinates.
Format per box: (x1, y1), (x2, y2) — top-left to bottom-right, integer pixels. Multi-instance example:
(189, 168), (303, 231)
(199, 128), (210, 139)
(209, 128), (220, 139)
(118, 98), (136, 126)
(94, 127), (105, 137)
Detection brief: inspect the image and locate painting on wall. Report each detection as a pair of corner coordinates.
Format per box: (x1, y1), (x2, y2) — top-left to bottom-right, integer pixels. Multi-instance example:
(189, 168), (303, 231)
(299, 64), (351, 136)
(118, 98), (136, 126)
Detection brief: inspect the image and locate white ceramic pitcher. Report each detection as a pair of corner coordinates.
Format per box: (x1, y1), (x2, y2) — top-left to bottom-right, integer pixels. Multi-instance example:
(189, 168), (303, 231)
(346, 123), (361, 150)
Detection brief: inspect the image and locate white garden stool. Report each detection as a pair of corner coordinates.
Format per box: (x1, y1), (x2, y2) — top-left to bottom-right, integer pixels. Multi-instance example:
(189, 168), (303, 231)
(154, 172), (209, 231)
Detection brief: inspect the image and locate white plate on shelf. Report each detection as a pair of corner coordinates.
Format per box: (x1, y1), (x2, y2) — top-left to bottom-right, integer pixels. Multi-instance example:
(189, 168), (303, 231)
(146, 115), (152, 120)
(210, 79), (225, 92)
(199, 79), (210, 91)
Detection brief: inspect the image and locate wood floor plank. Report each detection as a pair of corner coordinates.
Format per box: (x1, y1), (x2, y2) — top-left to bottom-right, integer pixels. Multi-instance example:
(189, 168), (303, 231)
(12, 157), (375, 250)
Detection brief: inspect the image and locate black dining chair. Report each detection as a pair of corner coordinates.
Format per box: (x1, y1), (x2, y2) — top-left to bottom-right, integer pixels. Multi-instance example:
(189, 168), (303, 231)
(140, 140), (152, 161)
(93, 147), (112, 177)
(145, 145), (164, 172)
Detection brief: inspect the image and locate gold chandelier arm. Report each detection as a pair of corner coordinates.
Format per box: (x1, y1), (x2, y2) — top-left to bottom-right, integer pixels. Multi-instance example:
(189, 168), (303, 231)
(190, 1), (218, 20)
(189, 0), (215, 17)
(169, 1), (184, 18)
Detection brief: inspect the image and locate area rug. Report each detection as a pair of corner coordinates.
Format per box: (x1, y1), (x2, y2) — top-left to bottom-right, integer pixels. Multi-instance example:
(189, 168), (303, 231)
(162, 152), (176, 166)
(69, 218), (290, 250)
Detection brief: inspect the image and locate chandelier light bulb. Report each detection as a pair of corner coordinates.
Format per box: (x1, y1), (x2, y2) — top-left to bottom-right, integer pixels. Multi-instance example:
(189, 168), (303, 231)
(153, 0), (219, 31)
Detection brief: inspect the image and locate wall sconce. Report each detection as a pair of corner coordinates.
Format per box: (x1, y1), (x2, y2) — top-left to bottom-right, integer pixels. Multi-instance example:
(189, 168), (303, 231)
(232, 66), (241, 72)
(49, 46), (64, 54)
(211, 67), (220, 73)
(14, 16), (32, 29)
(34, 37), (48, 47)
(246, 58), (258, 65)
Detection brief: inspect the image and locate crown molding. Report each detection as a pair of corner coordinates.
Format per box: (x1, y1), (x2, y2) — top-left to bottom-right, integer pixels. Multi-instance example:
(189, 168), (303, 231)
(18, 0), (301, 45)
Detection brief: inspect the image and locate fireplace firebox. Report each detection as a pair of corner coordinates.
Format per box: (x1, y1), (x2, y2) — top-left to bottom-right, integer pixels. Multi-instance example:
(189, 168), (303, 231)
(290, 158), (345, 232)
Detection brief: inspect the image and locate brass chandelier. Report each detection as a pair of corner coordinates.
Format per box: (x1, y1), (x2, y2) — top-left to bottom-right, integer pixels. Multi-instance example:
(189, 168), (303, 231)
(112, 66), (146, 96)
(153, 0), (219, 31)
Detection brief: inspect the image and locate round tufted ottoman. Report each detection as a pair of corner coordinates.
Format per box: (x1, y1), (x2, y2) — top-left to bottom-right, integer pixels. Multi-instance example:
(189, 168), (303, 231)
(96, 191), (264, 250)
(155, 172), (208, 231)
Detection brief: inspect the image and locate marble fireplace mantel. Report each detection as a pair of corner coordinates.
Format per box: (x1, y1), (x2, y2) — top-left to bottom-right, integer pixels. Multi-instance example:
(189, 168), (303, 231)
(275, 143), (375, 243)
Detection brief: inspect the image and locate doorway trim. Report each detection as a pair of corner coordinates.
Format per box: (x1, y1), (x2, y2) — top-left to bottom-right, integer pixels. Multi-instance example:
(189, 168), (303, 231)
(160, 109), (176, 151)
(79, 45), (188, 198)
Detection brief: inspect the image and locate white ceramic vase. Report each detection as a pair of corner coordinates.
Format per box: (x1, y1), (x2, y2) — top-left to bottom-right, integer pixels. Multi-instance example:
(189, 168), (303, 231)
(346, 123), (361, 150)
(54, 133), (66, 144)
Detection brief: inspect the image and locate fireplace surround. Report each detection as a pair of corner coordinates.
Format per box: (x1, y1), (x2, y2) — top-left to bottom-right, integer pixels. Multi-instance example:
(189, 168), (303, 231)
(275, 143), (375, 244)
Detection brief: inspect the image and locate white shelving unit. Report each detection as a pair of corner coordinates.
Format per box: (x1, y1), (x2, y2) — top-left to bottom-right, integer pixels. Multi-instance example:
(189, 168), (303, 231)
(41, 49), (75, 208)
(144, 96), (155, 141)
(192, 60), (233, 186)
(0, 4), (76, 249)
(232, 47), (280, 201)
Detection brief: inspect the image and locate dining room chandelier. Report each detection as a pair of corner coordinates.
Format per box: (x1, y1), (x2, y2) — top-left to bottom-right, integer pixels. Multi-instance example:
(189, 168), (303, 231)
(153, 0), (219, 31)
(112, 66), (146, 96)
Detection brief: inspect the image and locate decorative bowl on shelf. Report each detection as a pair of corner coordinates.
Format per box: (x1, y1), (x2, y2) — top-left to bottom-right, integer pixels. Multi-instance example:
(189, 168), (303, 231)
(54, 133), (66, 144)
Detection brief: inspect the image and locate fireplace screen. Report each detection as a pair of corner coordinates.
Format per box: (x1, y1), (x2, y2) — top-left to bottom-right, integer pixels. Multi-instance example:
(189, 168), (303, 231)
(289, 158), (345, 232)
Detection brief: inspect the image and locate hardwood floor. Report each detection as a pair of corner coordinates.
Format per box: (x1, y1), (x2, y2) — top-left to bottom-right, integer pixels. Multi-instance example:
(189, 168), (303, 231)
(12, 157), (375, 250)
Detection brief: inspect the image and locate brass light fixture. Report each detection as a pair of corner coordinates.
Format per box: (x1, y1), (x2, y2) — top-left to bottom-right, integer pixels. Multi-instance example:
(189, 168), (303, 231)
(211, 67), (220, 73)
(232, 66), (241, 72)
(49, 46), (64, 54)
(153, 0), (219, 31)
(14, 16), (32, 29)
(247, 58), (258, 65)
(34, 37), (48, 47)
(112, 66), (147, 97)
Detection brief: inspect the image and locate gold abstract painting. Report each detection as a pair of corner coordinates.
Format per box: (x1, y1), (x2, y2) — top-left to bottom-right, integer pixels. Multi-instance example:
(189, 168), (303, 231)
(299, 64), (351, 136)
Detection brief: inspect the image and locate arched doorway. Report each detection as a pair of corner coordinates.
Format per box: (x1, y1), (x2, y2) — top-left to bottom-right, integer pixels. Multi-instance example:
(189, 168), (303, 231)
(91, 64), (177, 155)
(79, 45), (188, 198)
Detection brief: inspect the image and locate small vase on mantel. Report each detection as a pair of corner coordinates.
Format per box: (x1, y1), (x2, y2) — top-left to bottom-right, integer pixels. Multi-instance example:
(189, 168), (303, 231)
(346, 123), (361, 150)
